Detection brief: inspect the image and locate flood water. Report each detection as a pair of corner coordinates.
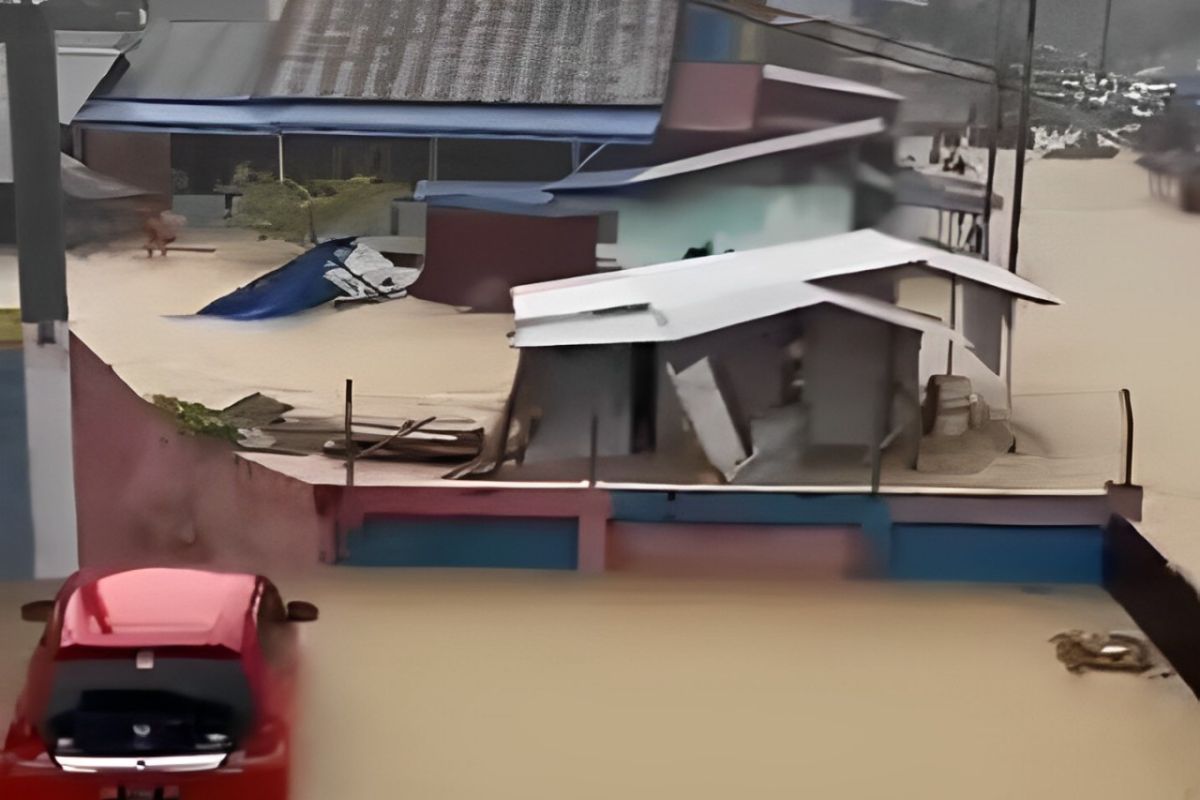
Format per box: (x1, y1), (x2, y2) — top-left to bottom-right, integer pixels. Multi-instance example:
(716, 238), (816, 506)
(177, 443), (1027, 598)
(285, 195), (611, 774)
(281, 570), (1200, 799)
(3, 569), (1200, 798)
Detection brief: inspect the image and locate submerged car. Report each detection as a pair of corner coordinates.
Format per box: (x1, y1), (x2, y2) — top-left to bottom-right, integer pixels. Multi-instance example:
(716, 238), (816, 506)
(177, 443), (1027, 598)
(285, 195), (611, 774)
(1, 567), (317, 800)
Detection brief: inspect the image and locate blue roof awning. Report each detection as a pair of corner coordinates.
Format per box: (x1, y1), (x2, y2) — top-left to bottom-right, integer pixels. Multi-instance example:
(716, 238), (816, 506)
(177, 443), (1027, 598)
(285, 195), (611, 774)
(74, 99), (661, 143)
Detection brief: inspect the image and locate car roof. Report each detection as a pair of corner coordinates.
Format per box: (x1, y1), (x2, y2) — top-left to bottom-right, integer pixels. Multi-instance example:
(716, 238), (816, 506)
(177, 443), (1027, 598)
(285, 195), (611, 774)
(58, 568), (260, 652)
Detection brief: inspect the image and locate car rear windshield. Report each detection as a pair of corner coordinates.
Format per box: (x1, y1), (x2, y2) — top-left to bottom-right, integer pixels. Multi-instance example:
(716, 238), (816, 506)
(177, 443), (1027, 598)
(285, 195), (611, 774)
(43, 654), (255, 757)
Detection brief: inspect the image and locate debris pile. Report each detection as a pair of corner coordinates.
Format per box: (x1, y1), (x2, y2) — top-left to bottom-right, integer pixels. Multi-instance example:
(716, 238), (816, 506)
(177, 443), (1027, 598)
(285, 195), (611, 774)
(1030, 46), (1175, 154)
(1050, 630), (1154, 674)
(151, 392), (292, 445)
(150, 392), (484, 466)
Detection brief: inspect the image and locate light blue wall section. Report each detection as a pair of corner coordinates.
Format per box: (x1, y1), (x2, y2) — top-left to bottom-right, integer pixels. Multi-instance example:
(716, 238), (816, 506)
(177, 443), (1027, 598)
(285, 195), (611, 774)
(612, 491), (893, 569)
(601, 166), (856, 268)
(681, 5), (739, 62)
(0, 347), (33, 579)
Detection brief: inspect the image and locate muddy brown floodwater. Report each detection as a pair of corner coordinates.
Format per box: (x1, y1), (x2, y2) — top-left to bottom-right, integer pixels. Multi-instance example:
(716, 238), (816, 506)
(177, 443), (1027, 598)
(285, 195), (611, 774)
(281, 570), (1200, 799)
(3, 572), (1200, 798)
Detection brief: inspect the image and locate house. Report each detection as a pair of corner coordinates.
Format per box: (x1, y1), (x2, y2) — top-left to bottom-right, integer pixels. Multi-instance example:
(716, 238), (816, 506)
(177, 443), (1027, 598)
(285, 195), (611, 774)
(412, 64), (902, 309)
(68, 0), (679, 203)
(499, 229), (1057, 487)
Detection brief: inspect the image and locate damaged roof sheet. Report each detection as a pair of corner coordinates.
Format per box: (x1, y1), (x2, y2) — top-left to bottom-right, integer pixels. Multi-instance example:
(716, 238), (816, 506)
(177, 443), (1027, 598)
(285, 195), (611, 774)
(264, 0), (680, 105)
(415, 117), (889, 206)
(511, 229), (1059, 348)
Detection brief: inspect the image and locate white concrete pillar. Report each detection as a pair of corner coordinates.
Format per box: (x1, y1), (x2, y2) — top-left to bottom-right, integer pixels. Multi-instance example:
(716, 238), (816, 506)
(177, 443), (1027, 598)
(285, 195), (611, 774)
(23, 321), (78, 578)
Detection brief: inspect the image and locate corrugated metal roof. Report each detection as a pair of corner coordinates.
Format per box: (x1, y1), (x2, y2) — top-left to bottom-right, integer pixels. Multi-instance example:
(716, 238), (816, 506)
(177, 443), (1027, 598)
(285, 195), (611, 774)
(263, 0), (680, 105)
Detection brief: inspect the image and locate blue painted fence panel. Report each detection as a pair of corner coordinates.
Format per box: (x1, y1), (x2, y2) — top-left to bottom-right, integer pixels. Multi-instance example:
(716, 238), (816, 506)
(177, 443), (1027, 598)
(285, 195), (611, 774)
(343, 516), (578, 570)
(890, 524), (1105, 584)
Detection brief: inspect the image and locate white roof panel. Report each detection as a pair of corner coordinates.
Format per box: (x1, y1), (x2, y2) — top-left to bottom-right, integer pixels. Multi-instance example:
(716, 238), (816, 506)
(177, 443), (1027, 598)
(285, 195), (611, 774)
(761, 64), (904, 101)
(543, 118), (888, 193)
(514, 267), (970, 349)
(512, 229), (1059, 348)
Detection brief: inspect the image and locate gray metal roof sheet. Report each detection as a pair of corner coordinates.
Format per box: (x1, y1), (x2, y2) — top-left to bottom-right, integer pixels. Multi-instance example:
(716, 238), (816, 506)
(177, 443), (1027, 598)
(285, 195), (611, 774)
(104, 20), (276, 99)
(262, 0), (680, 105)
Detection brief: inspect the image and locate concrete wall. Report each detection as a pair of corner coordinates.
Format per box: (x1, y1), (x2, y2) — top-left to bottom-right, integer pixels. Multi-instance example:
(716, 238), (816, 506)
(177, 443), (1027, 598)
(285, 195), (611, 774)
(607, 522), (867, 578)
(71, 336), (330, 574)
(24, 323), (78, 578)
(516, 345), (634, 464)
(332, 486), (1109, 583)
(804, 305), (892, 449)
(63, 336), (1112, 583)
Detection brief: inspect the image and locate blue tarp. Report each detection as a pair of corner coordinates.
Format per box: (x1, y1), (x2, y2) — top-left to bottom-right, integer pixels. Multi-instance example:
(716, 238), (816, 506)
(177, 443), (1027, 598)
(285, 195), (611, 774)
(197, 238), (355, 320)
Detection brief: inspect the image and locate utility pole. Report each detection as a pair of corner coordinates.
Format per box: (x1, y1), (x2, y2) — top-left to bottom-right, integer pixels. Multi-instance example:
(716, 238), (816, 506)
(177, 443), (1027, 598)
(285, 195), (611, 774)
(1, 0), (146, 578)
(982, 0), (1007, 262)
(1098, 0), (1114, 72)
(3, 2), (69, 329)
(1007, 0), (1037, 274)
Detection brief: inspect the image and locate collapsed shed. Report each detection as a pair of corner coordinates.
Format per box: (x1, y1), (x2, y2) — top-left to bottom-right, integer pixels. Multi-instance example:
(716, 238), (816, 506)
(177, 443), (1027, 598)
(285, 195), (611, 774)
(501, 229), (1058, 487)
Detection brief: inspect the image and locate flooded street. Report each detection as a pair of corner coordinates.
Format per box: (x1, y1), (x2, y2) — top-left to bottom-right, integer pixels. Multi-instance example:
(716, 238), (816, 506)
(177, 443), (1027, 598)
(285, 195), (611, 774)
(1013, 154), (1200, 575)
(5, 572), (1200, 797)
(282, 570), (1200, 799)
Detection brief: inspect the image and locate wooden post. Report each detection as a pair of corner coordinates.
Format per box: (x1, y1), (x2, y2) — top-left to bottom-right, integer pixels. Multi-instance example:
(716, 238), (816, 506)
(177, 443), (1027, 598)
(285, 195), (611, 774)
(588, 413), (599, 487)
(344, 378), (355, 487)
(946, 275), (957, 375)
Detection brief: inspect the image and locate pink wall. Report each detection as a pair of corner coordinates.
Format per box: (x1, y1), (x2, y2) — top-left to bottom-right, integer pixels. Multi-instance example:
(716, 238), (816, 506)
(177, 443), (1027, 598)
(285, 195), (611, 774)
(71, 336), (333, 574)
(607, 522), (868, 579)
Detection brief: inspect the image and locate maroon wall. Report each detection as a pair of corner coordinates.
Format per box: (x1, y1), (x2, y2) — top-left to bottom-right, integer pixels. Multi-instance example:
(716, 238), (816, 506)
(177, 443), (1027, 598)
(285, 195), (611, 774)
(82, 130), (173, 199)
(71, 336), (333, 574)
(414, 208), (599, 312)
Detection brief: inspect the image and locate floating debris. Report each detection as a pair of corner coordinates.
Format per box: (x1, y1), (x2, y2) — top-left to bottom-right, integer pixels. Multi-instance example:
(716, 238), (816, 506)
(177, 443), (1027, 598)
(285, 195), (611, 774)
(1050, 630), (1154, 674)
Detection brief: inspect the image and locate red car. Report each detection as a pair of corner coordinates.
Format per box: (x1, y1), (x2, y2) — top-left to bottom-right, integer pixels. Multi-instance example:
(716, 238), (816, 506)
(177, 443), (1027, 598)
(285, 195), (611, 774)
(1, 567), (318, 800)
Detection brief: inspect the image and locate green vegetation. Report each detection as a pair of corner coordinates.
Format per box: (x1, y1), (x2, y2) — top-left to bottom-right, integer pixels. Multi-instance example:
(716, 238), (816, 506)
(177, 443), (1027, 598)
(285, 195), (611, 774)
(0, 309), (20, 345)
(228, 164), (409, 243)
(151, 395), (240, 443)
